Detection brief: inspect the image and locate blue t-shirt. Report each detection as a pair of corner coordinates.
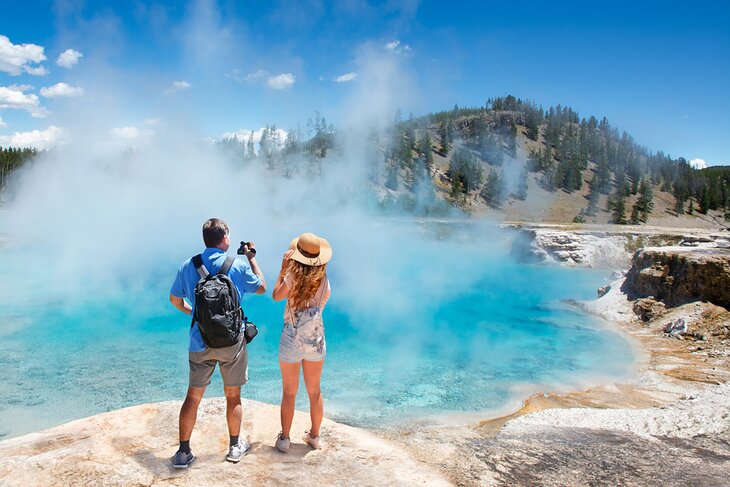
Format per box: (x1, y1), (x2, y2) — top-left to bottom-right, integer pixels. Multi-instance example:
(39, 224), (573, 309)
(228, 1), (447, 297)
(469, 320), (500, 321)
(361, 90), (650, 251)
(171, 247), (262, 352)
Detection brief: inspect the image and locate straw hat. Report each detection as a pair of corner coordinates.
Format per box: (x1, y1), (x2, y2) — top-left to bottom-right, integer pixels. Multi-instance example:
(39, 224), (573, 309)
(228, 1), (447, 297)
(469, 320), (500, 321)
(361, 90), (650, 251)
(288, 232), (332, 266)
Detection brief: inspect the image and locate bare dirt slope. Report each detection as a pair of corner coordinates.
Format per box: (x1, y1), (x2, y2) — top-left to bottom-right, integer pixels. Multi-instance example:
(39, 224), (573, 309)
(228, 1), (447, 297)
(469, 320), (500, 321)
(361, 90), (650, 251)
(429, 127), (726, 229)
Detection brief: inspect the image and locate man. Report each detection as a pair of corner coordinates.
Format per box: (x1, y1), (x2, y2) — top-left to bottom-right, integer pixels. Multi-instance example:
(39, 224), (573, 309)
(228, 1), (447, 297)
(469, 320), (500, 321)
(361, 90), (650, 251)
(169, 218), (266, 468)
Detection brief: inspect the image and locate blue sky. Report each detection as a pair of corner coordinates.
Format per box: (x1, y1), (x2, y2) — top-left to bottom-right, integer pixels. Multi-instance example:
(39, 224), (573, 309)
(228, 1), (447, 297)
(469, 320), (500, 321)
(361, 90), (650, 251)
(0, 0), (728, 166)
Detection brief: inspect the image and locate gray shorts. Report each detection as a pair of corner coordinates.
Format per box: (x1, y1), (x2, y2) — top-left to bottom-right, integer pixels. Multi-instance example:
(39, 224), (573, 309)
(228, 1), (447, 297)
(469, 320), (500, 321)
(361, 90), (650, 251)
(279, 308), (326, 363)
(189, 337), (248, 388)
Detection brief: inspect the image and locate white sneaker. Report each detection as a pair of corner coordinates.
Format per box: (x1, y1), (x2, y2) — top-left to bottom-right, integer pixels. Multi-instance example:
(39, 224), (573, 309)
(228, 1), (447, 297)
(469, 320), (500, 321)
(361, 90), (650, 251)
(302, 430), (322, 450)
(226, 440), (251, 462)
(275, 432), (290, 453)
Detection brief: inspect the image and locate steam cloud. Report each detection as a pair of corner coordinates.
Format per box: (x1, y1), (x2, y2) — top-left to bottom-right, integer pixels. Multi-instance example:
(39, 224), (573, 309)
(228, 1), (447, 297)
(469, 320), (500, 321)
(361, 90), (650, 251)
(1, 8), (499, 340)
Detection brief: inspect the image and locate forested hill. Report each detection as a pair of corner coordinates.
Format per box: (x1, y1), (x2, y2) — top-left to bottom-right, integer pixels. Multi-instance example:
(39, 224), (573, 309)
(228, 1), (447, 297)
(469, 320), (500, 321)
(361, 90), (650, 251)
(370, 96), (730, 226)
(1, 147), (39, 196)
(2, 96), (729, 228)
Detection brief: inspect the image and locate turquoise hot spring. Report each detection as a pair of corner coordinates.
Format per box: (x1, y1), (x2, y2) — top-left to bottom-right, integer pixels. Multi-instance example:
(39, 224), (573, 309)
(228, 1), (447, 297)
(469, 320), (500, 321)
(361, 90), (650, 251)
(0, 220), (634, 439)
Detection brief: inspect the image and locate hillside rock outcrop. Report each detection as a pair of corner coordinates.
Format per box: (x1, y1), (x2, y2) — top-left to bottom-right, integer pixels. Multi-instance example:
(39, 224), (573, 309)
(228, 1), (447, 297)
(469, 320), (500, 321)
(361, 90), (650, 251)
(510, 229), (634, 268)
(624, 247), (730, 309)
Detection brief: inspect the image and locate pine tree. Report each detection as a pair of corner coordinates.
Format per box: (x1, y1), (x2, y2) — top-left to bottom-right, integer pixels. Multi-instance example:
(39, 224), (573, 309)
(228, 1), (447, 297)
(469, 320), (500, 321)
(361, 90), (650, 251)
(515, 167), (528, 200)
(385, 164), (399, 191)
(673, 180), (687, 215)
(246, 134), (255, 159)
(637, 178), (654, 222)
(418, 132), (434, 175)
(405, 125), (416, 150)
(450, 176), (463, 200)
(439, 123), (450, 155)
(586, 174), (600, 215)
(630, 204), (641, 224)
(525, 110), (539, 141)
(612, 190), (627, 224)
(631, 178), (639, 195)
(541, 164), (558, 191)
(481, 168), (507, 208)
(699, 185), (711, 214)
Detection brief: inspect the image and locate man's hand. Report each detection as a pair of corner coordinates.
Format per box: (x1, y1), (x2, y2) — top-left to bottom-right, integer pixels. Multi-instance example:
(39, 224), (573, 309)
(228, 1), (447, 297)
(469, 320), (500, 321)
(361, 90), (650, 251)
(243, 241), (257, 260)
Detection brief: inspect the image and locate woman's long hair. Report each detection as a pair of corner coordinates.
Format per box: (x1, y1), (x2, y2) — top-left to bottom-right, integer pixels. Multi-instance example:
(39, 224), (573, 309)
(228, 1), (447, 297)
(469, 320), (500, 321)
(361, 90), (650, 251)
(288, 261), (327, 313)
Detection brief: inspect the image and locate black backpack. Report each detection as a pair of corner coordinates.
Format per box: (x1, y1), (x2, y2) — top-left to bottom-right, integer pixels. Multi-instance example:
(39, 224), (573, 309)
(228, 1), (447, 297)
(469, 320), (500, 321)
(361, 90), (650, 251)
(191, 254), (242, 348)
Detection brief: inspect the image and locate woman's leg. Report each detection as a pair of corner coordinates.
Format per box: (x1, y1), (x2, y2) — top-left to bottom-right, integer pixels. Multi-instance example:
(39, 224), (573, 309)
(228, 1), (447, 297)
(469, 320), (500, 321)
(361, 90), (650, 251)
(302, 359), (324, 437)
(279, 360), (301, 438)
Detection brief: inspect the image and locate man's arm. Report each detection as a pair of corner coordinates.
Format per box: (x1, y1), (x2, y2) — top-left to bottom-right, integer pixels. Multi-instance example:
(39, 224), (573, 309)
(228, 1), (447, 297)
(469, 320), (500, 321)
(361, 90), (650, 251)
(170, 294), (192, 314)
(247, 255), (267, 294)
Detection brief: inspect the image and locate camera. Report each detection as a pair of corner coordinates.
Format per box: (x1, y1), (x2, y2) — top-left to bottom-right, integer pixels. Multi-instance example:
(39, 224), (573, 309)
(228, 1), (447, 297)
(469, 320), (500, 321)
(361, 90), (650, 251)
(237, 241), (256, 256)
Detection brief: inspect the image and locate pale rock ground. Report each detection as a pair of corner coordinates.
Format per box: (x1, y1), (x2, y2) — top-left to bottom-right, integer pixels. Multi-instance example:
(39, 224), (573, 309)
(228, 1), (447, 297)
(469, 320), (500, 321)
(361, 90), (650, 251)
(502, 381), (730, 440)
(0, 399), (449, 487)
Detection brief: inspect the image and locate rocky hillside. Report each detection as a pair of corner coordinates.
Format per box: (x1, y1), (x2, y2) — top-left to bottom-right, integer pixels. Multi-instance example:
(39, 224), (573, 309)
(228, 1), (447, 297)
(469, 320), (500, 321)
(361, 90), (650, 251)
(375, 96), (730, 228)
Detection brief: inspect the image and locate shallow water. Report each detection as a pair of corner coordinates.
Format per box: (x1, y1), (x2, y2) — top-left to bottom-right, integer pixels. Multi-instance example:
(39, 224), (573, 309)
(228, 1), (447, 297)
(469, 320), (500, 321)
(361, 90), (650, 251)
(0, 225), (633, 439)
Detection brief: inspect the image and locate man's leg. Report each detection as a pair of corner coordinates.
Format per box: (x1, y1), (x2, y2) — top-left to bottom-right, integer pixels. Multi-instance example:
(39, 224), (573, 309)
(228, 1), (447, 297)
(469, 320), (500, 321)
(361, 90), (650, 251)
(224, 386), (242, 437)
(179, 386), (206, 443)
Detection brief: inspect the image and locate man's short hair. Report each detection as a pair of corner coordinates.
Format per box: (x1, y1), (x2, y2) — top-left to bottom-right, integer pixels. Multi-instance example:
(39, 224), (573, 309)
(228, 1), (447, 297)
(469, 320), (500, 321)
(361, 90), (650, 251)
(202, 218), (229, 248)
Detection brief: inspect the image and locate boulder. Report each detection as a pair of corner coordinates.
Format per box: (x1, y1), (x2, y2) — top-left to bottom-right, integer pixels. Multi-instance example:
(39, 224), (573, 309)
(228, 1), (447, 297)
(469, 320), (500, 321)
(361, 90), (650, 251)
(597, 285), (612, 298)
(663, 317), (688, 336)
(633, 297), (667, 322)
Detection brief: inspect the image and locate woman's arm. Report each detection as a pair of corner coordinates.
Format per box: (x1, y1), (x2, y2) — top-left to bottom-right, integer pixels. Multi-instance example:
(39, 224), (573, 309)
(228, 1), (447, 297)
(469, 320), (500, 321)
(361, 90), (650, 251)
(272, 250), (294, 301)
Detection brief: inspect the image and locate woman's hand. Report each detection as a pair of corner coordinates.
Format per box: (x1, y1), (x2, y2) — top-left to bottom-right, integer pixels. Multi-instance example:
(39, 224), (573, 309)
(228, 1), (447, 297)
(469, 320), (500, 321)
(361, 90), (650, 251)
(281, 250), (294, 272)
(273, 250), (294, 301)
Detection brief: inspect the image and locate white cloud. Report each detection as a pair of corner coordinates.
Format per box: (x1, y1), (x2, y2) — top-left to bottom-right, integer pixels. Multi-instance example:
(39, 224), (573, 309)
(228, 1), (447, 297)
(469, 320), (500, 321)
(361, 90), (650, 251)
(24, 65), (49, 76)
(334, 72), (358, 83)
(384, 39), (411, 54)
(56, 49), (83, 68)
(163, 80), (192, 94)
(0, 35), (48, 76)
(244, 70), (268, 83)
(689, 158), (708, 169)
(267, 73), (295, 90)
(229, 69), (295, 90)
(172, 80), (191, 90)
(0, 125), (64, 149)
(111, 126), (141, 139)
(0, 85), (49, 118)
(225, 68), (248, 83)
(40, 82), (84, 98)
(0, 116), (6, 128)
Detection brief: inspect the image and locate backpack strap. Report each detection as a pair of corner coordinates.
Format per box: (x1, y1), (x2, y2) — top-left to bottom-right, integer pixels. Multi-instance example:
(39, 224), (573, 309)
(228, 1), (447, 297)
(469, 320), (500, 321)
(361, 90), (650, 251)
(218, 255), (235, 276)
(192, 254), (209, 278)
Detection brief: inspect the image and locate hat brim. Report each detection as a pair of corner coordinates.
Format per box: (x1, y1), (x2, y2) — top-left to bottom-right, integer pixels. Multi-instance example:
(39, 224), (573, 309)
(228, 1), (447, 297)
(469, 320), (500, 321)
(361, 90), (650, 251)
(288, 236), (332, 266)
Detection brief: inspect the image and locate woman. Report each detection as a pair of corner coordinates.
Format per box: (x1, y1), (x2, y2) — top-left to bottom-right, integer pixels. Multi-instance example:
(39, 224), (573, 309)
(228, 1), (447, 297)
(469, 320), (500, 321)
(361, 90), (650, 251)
(272, 232), (332, 452)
